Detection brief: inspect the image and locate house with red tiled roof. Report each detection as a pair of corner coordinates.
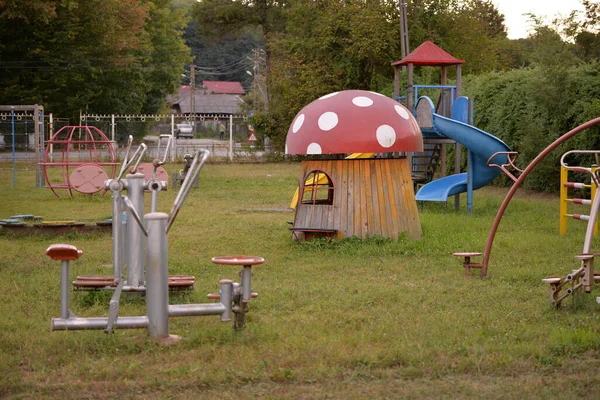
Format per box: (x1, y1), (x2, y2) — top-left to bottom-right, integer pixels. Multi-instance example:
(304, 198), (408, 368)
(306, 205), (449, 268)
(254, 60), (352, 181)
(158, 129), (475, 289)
(202, 81), (246, 95)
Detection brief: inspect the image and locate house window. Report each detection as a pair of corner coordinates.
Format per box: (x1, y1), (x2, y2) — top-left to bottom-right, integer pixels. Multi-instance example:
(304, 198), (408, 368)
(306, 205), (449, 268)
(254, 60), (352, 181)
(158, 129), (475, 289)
(301, 170), (334, 205)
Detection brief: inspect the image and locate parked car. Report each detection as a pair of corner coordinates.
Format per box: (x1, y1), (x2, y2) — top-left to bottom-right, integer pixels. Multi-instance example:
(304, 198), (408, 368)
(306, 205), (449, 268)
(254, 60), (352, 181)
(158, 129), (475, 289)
(175, 123), (194, 139)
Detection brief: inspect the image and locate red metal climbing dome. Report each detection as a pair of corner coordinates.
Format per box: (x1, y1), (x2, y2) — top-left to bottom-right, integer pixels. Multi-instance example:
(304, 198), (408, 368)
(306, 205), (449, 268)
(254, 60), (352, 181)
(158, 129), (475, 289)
(41, 126), (118, 197)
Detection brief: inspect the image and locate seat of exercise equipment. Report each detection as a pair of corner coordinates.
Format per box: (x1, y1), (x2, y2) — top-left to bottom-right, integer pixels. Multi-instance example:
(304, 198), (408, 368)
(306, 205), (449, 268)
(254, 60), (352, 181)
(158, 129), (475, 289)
(211, 256), (265, 266)
(542, 276), (562, 284)
(46, 244), (83, 261)
(72, 274), (195, 289)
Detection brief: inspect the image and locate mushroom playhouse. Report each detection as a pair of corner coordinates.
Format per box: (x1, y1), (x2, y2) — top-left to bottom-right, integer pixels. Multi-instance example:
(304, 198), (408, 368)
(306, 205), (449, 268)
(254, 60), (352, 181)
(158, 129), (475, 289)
(286, 90), (424, 241)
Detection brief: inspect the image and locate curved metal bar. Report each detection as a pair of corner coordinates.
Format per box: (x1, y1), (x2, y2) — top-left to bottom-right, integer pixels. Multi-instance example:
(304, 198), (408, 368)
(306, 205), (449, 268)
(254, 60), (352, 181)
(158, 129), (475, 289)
(122, 196), (148, 236)
(156, 134), (173, 166)
(560, 149), (600, 186)
(117, 135), (134, 180)
(480, 117), (600, 277)
(117, 139), (147, 181)
(165, 149), (210, 233)
(560, 149), (600, 169)
(487, 151), (522, 183)
(129, 143), (147, 174)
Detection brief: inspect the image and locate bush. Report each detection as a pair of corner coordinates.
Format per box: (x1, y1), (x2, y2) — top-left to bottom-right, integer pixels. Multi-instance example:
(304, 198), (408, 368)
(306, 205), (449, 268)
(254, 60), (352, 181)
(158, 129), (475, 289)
(464, 62), (600, 193)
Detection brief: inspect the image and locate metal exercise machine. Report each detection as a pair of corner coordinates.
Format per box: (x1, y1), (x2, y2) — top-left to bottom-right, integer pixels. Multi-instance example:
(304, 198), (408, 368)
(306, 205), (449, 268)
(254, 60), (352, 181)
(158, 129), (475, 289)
(543, 150), (600, 306)
(45, 136), (263, 339)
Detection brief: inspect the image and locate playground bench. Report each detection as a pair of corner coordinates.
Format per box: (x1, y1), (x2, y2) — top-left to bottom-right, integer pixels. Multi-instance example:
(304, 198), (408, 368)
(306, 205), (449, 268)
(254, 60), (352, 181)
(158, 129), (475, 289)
(288, 227), (337, 243)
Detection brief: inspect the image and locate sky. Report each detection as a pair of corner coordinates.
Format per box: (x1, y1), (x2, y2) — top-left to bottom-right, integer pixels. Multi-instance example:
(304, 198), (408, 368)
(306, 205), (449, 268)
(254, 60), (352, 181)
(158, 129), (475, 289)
(492, 0), (585, 39)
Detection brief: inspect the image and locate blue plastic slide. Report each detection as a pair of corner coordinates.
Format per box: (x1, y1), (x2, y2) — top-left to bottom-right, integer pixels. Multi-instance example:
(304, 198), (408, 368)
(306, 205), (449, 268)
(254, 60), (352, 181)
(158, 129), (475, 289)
(415, 97), (510, 203)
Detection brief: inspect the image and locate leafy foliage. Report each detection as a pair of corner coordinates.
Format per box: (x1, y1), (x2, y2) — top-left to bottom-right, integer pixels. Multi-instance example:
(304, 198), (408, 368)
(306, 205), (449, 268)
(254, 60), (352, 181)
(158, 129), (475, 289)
(183, 20), (263, 90)
(465, 60), (600, 192)
(191, 0), (515, 148)
(0, 0), (191, 126)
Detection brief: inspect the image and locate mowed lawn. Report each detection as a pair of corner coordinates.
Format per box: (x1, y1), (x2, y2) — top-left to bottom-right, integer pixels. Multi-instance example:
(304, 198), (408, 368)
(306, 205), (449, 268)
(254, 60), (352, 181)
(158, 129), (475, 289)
(0, 160), (599, 399)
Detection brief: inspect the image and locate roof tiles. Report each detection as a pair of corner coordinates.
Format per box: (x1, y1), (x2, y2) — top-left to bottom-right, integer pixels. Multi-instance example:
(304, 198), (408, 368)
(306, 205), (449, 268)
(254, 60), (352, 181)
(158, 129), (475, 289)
(391, 41), (465, 67)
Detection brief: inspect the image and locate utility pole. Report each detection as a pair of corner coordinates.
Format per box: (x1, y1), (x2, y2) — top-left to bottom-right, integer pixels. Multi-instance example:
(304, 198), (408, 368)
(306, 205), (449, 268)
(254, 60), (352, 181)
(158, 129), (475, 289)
(398, 0), (409, 60)
(190, 64), (196, 130)
(253, 49), (258, 112)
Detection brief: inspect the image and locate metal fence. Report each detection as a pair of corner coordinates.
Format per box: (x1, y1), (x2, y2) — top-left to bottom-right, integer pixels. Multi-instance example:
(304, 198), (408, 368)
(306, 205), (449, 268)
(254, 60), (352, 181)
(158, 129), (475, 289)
(81, 113), (265, 161)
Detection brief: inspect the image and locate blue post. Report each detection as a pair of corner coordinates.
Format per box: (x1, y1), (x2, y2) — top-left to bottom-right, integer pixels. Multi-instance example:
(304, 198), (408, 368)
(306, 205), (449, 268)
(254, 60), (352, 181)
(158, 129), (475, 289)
(11, 107), (16, 188)
(467, 150), (474, 213)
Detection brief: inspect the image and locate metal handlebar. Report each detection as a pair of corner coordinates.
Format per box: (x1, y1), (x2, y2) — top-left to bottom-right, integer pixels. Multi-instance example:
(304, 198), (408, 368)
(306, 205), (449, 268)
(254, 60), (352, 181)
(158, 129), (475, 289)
(166, 149), (211, 233)
(116, 135), (147, 181)
(147, 135), (173, 212)
(560, 150), (600, 186)
(486, 151), (522, 183)
(155, 134), (173, 167)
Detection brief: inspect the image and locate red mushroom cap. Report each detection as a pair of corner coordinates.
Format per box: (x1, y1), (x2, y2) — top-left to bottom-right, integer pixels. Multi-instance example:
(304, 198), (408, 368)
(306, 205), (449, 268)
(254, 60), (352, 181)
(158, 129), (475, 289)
(285, 90), (423, 155)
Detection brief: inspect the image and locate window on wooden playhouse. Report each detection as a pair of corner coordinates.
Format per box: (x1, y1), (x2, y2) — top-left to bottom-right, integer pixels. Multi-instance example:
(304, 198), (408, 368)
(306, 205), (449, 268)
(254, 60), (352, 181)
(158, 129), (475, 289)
(301, 170), (334, 205)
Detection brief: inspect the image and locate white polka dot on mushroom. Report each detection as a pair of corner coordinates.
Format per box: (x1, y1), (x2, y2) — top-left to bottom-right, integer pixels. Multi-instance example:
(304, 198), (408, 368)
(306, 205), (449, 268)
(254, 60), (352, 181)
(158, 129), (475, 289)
(292, 114), (305, 133)
(394, 105), (410, 120)
(307, 142), (322, 154)
(319, 92), (339, 100)
(352, 96), (374, 107)
(318, 112), (338, 131)
(285, 144), (288, 154)
(376, 125), (396, 148)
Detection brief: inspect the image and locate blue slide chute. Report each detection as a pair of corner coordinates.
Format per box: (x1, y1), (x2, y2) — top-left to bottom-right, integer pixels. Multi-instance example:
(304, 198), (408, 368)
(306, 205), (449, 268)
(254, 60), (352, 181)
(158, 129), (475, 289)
(415, 96), (511, 203)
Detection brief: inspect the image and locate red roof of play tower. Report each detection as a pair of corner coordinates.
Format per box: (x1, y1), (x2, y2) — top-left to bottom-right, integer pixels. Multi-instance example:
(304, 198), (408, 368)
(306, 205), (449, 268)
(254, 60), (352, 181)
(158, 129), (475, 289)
(391, 41), (465, 67)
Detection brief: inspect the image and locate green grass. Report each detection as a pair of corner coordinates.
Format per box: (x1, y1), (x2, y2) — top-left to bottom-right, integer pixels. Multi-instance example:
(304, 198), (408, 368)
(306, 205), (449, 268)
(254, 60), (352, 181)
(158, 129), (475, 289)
(1, 161), (599, 399)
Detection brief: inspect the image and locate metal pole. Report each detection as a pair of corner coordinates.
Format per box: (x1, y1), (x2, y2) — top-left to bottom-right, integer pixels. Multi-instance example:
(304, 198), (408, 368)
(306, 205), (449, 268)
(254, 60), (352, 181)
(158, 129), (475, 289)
(111, 114), (115, 143)
(467, 150), (473, 213)
(126, 173), (146, 287)
(241, 265), (253, 303)
(233, 282), (245, 329)
(190, 63), (196, 140)
(229, 114), (233, 162)
(52, 316), (148, 331)
(11, 107), (15, 188)
(60, 260), (70, 320)
(109, 181), (125, 281)
(145, 212), (170, 339)
(49, 113), (54, 163)
(219, 280), (233, 322)
(167, 303), (226, 317)
(454, 143), (461, 211)
(36, 105), (44, 187)
(171, 114), (175, 161)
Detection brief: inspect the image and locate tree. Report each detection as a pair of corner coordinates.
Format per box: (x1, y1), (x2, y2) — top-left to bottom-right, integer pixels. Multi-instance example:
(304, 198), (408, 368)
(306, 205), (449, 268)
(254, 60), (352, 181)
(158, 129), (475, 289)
(183, 20), (263, 90)
(191, 0), (515, 149)
(407, 0), (509, 74)
(141, 0), (191, 114)
(192, 0), (289, 104)
(0, 0), (191, 123)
